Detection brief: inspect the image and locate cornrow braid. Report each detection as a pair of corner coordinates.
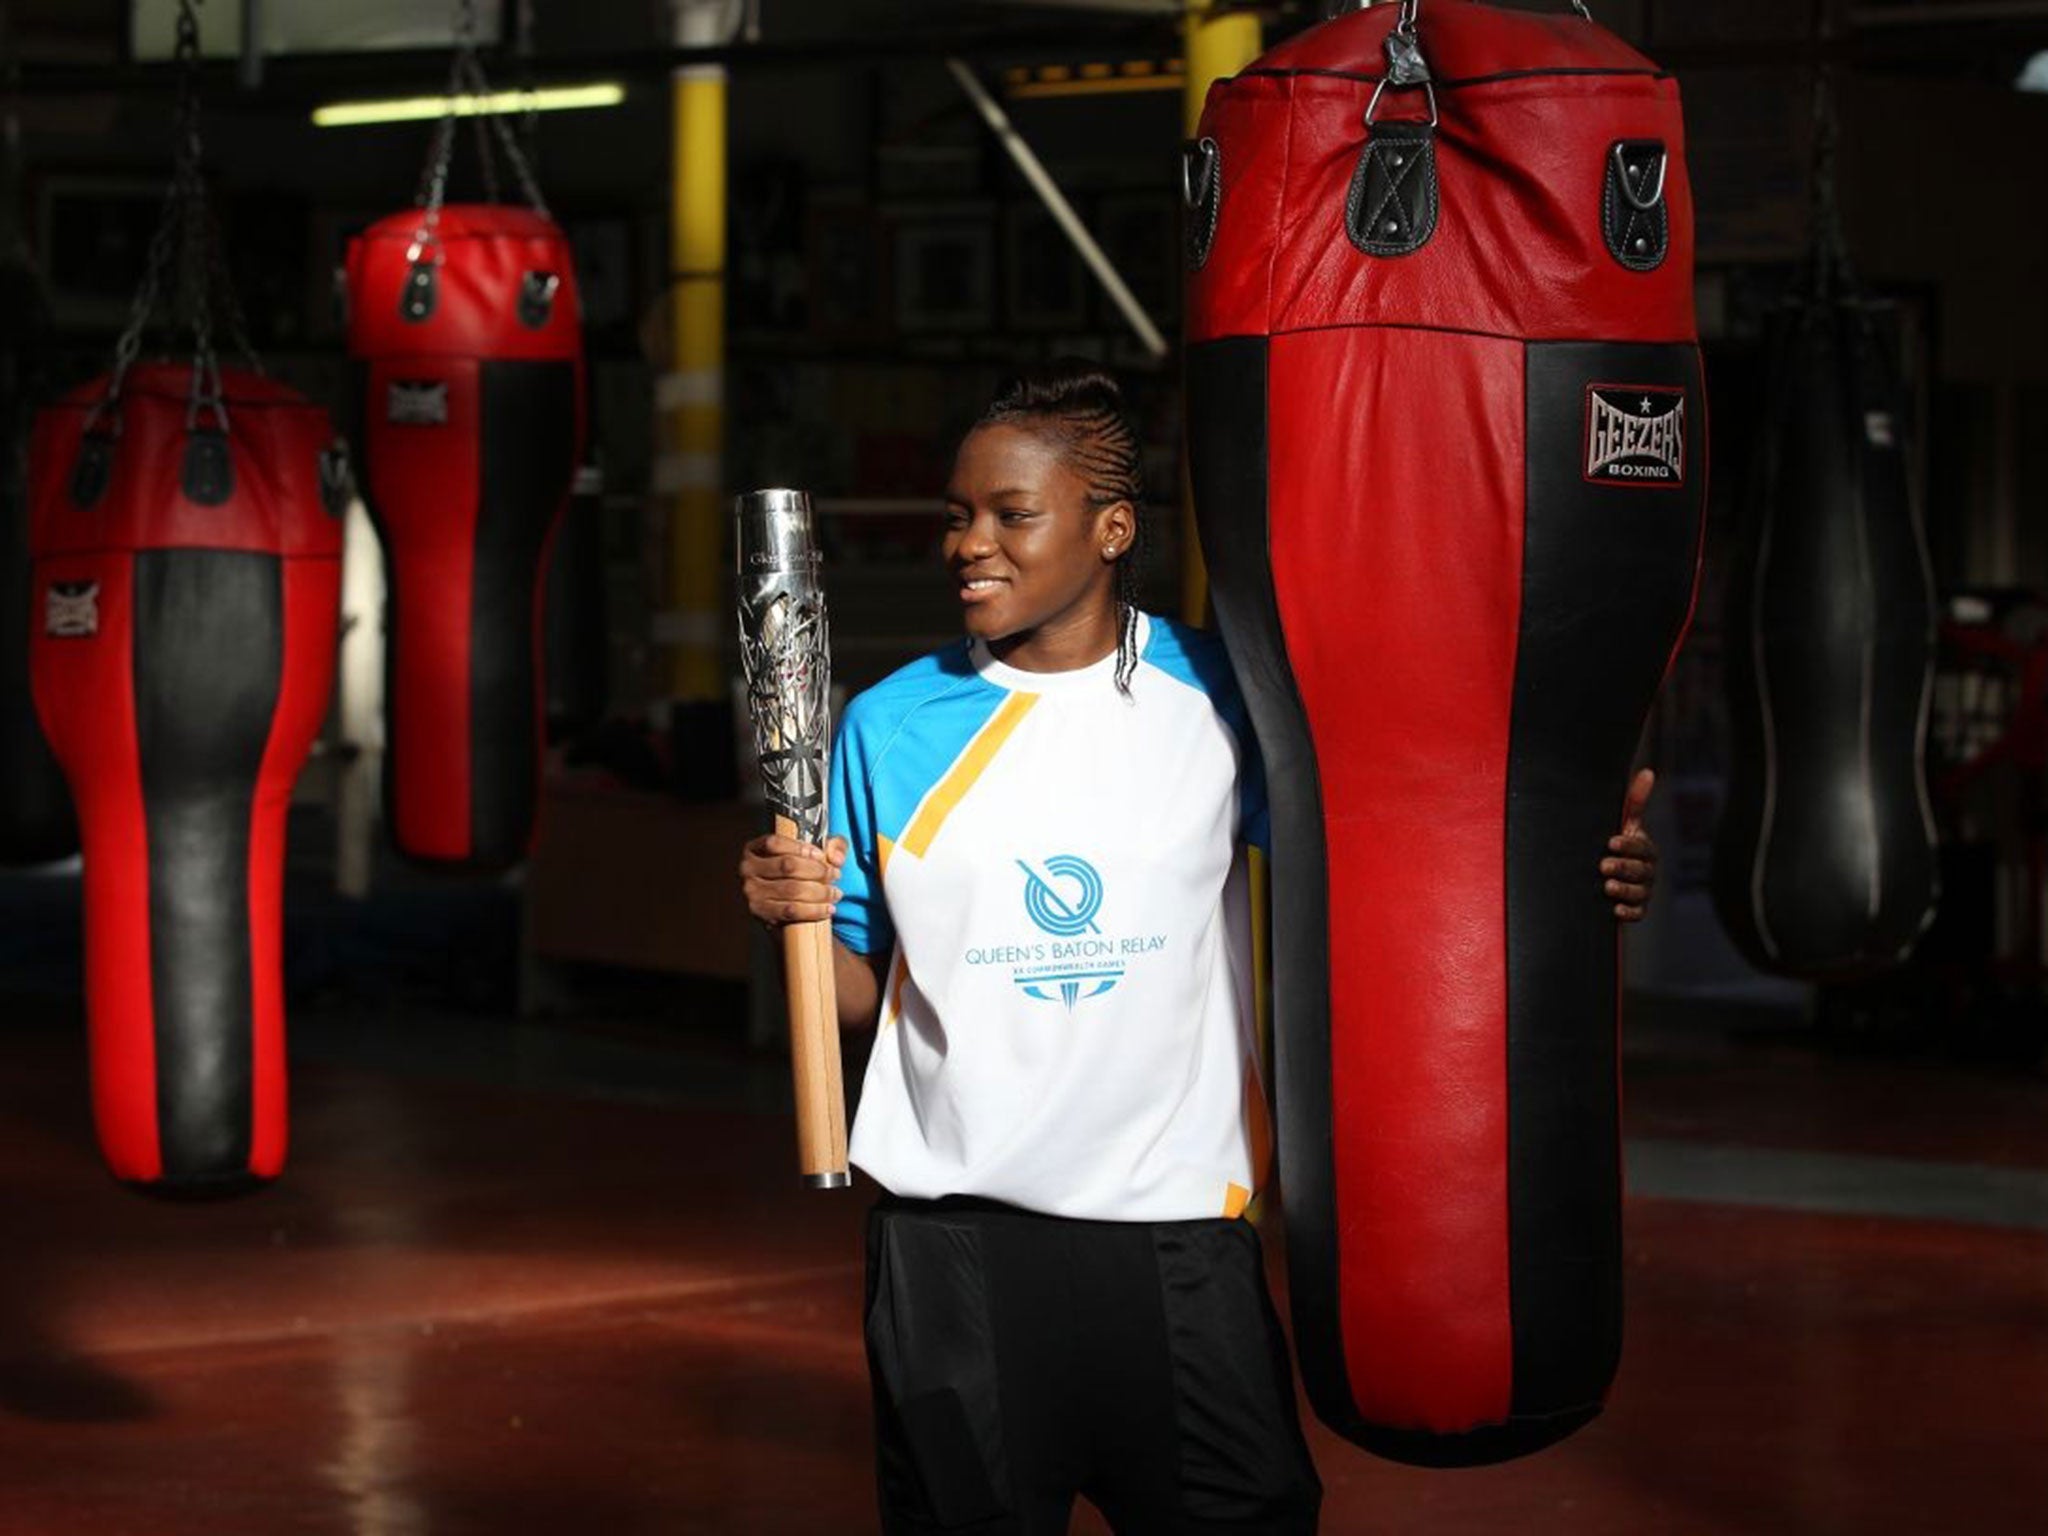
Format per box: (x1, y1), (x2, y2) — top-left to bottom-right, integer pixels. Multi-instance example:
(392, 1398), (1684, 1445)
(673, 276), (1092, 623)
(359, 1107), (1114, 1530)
(976, 361), (1148, 695)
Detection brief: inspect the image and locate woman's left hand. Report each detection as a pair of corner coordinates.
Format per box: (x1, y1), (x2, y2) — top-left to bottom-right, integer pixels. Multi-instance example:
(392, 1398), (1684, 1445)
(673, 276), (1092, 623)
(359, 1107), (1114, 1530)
(1603, 768), (1659, 924)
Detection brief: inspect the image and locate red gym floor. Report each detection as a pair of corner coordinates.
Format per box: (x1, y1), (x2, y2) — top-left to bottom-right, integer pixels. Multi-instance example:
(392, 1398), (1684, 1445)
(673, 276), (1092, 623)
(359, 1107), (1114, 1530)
(1, 998), (2044, 1535)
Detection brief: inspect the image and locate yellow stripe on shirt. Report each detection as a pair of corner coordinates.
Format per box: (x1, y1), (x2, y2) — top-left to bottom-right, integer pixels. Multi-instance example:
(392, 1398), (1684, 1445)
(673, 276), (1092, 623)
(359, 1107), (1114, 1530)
(879, 951), (909, 1033)
(897, 692), (1039, 859)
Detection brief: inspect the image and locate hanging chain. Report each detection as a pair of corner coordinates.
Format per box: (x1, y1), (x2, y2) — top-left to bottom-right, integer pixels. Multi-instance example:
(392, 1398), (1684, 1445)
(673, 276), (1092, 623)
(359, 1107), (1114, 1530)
(410, 0), (550, 273)
(1806, 0), (1860, 303)
(463, 48), (549, 214)
(171, 3), (226, 431)
(91, 0), (248, 438)
(204, 195), (260, 372)
(465, 0), (503, 207)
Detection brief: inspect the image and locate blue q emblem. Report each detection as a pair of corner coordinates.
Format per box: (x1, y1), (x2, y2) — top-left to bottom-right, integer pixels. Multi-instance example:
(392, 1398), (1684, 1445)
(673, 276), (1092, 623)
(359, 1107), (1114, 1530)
(1015, 855), (1121, 1009)
(1018, 854), (1104, 937)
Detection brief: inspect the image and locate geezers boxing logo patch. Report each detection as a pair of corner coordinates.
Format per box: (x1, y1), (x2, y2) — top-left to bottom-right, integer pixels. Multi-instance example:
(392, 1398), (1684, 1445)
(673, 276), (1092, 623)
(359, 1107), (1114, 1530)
(962, 853), (1168, 1013)
(386, 380), (450, 426)
(1584, 384), (1686, 488)
(44, 581), (100, 638)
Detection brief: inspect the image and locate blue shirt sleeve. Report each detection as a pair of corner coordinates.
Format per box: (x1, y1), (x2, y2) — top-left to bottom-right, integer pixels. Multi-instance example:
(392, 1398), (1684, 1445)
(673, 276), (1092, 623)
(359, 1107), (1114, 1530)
(828, 703), (895, 957)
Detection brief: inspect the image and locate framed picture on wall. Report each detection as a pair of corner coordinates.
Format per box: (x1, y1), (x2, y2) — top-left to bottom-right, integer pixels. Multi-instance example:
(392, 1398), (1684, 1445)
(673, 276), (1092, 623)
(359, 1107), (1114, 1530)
(565, 217), (634, 338)
(1095, 192), (1179, 327)
(808, 200), (892, 347)
(1006, 204), (1087, 331)
(894, 218), (993, 334)
(33, 174), (165, 329)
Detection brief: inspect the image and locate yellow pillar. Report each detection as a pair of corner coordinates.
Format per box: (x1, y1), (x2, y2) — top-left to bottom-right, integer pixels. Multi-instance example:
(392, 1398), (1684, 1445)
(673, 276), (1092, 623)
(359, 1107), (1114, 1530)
(1180, 1), (1261, 628)
(663, 8), (728, 703)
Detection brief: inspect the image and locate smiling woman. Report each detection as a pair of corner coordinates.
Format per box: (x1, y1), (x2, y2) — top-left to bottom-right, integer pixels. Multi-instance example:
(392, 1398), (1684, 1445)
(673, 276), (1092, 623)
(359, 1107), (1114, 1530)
(736, 359), (1331, 1532)
(944, 366), (1145, 691)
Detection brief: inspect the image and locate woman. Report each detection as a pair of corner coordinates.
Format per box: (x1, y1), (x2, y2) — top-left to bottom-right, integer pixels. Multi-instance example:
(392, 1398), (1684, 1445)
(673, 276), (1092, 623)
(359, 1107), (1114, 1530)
(739, 364), (1660, 1534)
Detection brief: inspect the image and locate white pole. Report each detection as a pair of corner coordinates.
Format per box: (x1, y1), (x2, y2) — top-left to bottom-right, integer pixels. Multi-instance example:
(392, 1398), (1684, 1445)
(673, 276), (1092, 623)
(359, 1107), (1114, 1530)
(945, 58), (1170, 361)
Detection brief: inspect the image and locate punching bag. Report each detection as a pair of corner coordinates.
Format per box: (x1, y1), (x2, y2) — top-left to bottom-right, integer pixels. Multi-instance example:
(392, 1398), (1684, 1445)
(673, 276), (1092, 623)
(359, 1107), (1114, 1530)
(1185, 1), (1704, 1464)
(0, 259), (75, 863)
(1712, 304), (1939, 977)
(346, 197), (585, 870)
(28, 364), (344, 1193)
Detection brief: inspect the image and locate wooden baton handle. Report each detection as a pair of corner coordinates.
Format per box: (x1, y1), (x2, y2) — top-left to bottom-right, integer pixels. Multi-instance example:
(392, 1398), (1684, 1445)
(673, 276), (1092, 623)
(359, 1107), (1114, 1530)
(776, 814), (850, 1187)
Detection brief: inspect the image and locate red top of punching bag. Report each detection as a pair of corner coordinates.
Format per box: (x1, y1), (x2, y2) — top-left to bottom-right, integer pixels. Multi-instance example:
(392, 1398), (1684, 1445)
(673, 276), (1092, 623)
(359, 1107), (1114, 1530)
(1188, 0), (1694, 346)
(28, 363), (343, 561)
(346, 203), (583, 363)
(1252, 0), (1657, 78)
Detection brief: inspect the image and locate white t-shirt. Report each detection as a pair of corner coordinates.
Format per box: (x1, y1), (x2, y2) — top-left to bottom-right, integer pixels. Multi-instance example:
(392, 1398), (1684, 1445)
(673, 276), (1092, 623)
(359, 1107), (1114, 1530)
(829, 611), (1272, 1222)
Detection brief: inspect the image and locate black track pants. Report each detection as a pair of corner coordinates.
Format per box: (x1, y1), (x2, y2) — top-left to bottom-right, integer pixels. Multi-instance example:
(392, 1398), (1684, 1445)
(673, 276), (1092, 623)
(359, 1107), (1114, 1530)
(864, 1196), (1322, 1535)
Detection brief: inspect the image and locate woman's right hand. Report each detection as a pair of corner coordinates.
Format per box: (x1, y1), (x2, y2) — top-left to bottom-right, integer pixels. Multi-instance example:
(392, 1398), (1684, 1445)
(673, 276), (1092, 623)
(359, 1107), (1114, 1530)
(739, 833), (847, 928)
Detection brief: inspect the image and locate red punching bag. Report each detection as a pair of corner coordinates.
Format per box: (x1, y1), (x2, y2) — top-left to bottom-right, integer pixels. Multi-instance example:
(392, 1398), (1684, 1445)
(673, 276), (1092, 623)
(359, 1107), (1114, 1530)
(1186, 1), (1704, 1463)
(28, 1), (343, 1195)
(30, 364), (343, 1193)
(345, 78), (585, 870)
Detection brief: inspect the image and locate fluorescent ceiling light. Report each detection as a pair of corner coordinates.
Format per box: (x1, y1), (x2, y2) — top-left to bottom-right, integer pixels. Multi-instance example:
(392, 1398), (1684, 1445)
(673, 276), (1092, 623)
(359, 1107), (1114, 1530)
(312, 83), (626, 129)
(2020, 51), (2048, 92)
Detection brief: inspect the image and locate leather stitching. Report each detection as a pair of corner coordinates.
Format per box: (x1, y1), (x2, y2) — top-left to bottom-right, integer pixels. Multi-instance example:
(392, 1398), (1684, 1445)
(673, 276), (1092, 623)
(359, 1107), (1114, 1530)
(1345, 126), (1437, 258)
(1603, 143), (1668, 273)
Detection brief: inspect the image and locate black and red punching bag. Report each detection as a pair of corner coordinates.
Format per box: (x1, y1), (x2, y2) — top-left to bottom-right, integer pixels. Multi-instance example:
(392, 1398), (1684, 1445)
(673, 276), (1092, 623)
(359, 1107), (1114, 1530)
(1712, 90), (1939, 979)
(1186, 1), (1704, 1464)
(346, 170), (585, 869)
(0, 258), (75, 865)
(29, 365), (343, 1193)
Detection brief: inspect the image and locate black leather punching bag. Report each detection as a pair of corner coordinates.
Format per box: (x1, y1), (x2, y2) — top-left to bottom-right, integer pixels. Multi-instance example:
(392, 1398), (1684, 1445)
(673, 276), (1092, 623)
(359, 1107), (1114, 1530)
(0, 258), (76, 864)
(1713, 290), (1940, 977)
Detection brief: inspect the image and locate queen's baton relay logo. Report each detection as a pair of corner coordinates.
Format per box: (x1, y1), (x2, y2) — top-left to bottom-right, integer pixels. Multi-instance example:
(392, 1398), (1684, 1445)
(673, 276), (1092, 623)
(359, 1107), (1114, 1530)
(962, 853), (1168, 1011)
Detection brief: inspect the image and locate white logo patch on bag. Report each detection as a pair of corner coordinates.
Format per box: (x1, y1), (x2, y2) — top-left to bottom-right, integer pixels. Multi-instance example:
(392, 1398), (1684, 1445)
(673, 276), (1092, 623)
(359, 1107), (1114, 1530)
(1584, 385), (1686, 487)
(386, 380), (449, 426)
(45, 581), (100, 638)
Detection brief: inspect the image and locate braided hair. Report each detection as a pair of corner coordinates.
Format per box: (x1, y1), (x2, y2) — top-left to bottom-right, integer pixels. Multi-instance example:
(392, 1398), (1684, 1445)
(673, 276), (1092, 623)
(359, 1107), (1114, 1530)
(974, 362), (1147, 695)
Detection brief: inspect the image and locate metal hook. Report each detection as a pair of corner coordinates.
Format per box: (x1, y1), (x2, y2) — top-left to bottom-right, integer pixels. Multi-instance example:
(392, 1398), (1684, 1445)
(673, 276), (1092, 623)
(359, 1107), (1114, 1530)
(1611, 142), (1668, 211)
(1182, 138), (1219, 211)
(1365, 76), (1438, 131)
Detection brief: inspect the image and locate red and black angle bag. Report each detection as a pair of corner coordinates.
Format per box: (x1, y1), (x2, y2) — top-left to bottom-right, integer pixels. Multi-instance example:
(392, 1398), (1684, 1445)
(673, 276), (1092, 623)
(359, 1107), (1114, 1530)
(1185, 1), (1705, 1464)
(29, 364), (343, 1193)
(346, 204), (585, 869)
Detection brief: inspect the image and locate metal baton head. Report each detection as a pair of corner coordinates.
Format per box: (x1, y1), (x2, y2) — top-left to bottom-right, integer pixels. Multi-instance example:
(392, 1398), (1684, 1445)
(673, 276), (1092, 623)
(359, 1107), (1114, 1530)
(735, 489), (832, 845)
(736, 488), (821, 581)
